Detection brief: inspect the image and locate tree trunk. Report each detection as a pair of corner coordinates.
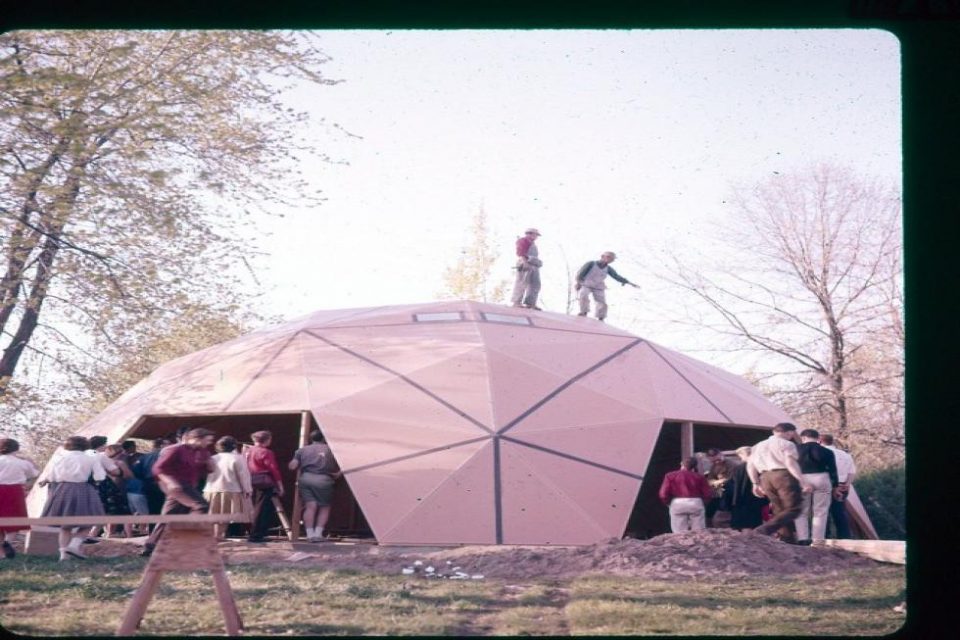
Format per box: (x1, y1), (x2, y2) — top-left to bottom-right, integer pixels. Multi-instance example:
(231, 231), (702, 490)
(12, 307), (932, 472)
(0, 142), (68, 336)
(0, 233), (60, 392)
(0, 155), (84, 396)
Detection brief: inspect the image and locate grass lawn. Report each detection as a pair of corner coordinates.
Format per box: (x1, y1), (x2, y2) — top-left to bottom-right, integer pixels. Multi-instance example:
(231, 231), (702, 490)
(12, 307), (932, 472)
(0, 556), (905, 636)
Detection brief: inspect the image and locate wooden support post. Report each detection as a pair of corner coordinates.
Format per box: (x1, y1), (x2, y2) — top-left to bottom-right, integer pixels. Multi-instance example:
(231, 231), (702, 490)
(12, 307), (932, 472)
(118, 523), (244, 636)
(291, 410), (311, 541)
(0, 514), (249, 636)
(680, 421), (694, 461)
(272, 495), (294, 541)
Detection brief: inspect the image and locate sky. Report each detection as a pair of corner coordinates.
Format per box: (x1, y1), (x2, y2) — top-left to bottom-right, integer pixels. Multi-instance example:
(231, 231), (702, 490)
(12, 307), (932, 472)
(241, 29), (901, 374)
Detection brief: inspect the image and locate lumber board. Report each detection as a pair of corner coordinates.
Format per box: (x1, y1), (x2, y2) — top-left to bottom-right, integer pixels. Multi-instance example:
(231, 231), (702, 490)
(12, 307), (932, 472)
(816, 539), (905, 564)
(0, 513), (250, 527)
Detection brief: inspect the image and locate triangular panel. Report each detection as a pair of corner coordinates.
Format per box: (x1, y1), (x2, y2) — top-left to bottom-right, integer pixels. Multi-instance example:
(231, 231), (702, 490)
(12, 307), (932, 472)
(224, 331), (313, 411)
(499, 440), (611, 544)
(633, 342), (732, 424)
(143, 329), (294, 395)
(651, 345), (791, 426)
(402, 346), (496, 431)
(133, 335), (297, 414)
(298, 332), (404, 407)
(318, 410), (487, 472)
(483, 351), (572, 429)
(314, 322), (482, 374)
(479, 321), (635, 379)
(343, 439), (490, 542)
(506, 417), (662, 478)
(501, 436), (648, 538)
(504, 377), (658, 436)
(573, 347), (664, 415)
(381, 441), (497, 544)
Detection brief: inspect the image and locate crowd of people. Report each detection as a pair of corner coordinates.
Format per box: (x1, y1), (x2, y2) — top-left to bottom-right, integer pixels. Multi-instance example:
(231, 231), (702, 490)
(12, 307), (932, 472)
(511, 227), (639, 320)
(658, 423), (858, 544)
(4, 419), (860, 561)
(0, 427), (340, 562)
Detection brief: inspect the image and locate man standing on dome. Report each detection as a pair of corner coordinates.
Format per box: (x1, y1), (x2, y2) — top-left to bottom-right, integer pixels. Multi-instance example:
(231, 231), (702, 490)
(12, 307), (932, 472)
(510, 227), (543, 310)
(575, 251), (639, 321)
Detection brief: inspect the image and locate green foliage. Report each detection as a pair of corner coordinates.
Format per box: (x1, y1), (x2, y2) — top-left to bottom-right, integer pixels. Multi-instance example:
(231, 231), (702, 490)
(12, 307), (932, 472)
(0, 30), (336, 446)
(855, 462), (906, 540)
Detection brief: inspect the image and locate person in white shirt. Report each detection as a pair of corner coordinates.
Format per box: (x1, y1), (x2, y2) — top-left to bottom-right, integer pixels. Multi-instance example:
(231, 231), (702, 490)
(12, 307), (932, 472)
(746, 422), (812, 544)
(818, 433), (858, 539)
(0, 438), (40, 559)
(203, 436), (253, 540)
(37, 436), (107, 561)
(82, 436), (123, 542)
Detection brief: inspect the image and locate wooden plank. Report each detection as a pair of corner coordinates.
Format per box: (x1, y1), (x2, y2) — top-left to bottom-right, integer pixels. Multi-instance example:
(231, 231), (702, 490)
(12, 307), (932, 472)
(117, 568), (164, 635)
(211, 569), (245, 634)
(815, 539), (905, 564)
(680, 421), (694, 460)
(116, 523), (244, 636)
(272, 495), (294, 541)
(0, 513), (250, 527)
(291, 410), (311, 541)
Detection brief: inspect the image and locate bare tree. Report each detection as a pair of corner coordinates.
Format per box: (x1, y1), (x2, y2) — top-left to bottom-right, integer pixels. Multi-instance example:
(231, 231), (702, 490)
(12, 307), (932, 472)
(661, 164), (902, 456)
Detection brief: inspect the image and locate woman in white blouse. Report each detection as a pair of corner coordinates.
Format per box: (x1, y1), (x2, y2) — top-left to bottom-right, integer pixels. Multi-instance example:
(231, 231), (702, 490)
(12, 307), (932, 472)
(36, 436), (107, 561)
(203, 435), (253, 540)
(0, 438), (39, 559)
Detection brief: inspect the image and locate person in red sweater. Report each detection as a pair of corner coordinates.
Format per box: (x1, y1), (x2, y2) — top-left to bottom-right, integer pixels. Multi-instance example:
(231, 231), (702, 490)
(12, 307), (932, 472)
(658, 457), (715, 532)
(140, 428), (216, 557)
(244, 430), (285, 543)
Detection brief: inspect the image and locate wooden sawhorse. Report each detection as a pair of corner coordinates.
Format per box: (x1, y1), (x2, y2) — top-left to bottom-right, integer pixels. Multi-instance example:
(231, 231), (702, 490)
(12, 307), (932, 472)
(0, 513), (249, 636)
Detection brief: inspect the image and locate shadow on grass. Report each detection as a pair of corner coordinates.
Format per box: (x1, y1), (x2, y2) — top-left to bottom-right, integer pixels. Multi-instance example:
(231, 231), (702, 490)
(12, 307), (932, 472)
(574, 568), (903, 603)
(574, 589), (904, 612)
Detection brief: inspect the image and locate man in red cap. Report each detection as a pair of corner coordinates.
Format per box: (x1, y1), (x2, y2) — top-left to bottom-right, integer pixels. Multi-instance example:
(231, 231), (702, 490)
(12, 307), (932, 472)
(510, 227), (543, 310)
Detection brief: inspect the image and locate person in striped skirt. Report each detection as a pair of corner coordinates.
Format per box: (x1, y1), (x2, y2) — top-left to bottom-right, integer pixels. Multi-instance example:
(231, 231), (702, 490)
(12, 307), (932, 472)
(37, 436), (108, 561)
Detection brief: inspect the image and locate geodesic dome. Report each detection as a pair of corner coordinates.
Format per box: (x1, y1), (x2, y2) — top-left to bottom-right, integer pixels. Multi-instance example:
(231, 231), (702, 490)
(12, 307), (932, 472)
(30, 301), (816, 543)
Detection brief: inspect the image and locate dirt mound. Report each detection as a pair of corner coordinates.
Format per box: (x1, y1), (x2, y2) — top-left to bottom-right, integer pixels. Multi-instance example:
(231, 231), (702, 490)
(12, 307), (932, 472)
(397, 529), (878, 581)
(432, 529), (874, 579)
(222, 529), (877, 581)
(28, 529), (879, 581)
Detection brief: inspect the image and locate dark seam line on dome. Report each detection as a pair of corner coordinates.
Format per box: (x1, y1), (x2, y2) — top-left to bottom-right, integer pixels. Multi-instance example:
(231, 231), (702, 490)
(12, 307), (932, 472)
(493, 436), (503, 544)
(342, 436), (490, 475)
(122, 332), (300, 408)
(645, 343), (733, 423)
(497, 338), (645, 436)
(305, 330), (494, 435)
(501, 435), (644, 480)
(222, 331), (302, 412)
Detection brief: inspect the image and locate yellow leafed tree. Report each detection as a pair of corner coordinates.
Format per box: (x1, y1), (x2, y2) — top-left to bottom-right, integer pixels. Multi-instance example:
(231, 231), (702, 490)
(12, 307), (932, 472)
(439, 205), (508, 303)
